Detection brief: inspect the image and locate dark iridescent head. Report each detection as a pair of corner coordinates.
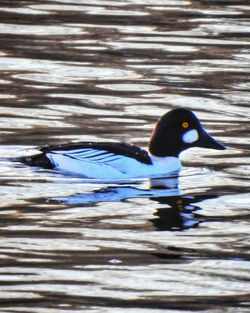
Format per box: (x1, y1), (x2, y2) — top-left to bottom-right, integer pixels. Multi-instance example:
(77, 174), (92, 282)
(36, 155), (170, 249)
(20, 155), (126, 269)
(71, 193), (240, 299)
(149, 108), (225, 157)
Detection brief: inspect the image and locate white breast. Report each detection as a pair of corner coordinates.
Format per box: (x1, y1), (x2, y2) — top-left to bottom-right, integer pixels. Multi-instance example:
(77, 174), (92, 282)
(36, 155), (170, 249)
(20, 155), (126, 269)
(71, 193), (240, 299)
(149, 154), (181, 175)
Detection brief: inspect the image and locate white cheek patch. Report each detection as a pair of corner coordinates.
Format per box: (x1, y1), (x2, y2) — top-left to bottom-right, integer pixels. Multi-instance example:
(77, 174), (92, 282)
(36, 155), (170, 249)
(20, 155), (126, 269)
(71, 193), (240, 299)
(182, 129), (199, 144)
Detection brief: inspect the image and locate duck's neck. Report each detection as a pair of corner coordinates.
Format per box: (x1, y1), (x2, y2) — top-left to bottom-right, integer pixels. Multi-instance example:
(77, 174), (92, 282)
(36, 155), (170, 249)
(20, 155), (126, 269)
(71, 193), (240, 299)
(148, 130), (183, 158)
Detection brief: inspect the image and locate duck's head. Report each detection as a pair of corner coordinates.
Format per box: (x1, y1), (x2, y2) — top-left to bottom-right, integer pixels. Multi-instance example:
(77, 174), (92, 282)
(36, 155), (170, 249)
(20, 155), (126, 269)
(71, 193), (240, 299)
(149, 108), (226, 157)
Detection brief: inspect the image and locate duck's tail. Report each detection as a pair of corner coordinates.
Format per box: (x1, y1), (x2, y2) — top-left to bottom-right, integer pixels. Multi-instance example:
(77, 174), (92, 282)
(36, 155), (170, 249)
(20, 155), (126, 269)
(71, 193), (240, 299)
(13, 153), (54, 169)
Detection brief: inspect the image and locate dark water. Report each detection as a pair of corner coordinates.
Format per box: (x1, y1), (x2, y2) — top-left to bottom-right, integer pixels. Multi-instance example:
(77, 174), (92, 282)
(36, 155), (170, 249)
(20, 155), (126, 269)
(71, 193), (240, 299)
(0, 1), (249, 312)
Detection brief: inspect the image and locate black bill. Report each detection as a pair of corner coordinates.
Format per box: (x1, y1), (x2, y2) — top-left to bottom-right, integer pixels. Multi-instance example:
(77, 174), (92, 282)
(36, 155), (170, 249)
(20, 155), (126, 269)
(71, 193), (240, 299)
(196, 128), (226, 150)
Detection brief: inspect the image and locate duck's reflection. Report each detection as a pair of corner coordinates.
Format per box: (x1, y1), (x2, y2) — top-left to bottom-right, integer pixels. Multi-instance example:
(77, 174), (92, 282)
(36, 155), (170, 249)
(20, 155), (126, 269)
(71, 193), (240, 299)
(53, 177), (217, 232)
(149, 195), (211, 231)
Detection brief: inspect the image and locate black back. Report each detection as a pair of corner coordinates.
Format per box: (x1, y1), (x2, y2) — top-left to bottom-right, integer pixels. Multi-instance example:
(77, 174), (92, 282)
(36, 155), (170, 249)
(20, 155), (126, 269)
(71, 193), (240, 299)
(22, 142), (152, 168)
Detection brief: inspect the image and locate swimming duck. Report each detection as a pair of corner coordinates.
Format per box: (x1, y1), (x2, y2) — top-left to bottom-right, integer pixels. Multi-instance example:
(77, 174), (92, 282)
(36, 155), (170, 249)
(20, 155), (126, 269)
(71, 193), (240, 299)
(20, 108), (225, 179)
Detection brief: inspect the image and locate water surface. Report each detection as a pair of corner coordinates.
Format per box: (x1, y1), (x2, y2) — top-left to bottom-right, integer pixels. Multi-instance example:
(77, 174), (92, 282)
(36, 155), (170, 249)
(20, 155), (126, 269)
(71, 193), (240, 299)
(0, 1), (249, 312)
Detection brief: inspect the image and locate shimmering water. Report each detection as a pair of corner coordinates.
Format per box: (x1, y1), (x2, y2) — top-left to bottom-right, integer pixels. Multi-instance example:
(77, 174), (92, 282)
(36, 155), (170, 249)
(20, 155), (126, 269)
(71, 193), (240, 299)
(0, 1), (249, 312)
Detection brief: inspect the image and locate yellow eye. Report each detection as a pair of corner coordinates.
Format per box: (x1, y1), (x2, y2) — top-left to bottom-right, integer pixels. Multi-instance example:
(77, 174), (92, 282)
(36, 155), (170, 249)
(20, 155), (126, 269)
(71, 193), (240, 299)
(182, 122), (189, 128)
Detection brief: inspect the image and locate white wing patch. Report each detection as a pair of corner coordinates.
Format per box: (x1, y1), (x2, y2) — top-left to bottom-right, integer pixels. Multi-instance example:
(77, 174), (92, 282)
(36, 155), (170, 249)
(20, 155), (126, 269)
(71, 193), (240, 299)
(45, 148), (135, 178)
(57, 149), (119, 163)
(182, 129), (199, 144)
(51, 148), (122, 164)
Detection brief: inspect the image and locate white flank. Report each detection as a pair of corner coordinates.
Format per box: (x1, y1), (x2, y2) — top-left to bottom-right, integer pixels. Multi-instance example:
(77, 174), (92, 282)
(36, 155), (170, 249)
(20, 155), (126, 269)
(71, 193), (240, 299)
(46, 149), (182, 179)
(182, 129), (199, 144)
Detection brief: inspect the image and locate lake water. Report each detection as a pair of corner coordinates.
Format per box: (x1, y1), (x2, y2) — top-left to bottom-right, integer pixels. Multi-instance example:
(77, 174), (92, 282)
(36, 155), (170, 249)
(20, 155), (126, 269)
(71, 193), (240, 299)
(0, 1), (249, 312)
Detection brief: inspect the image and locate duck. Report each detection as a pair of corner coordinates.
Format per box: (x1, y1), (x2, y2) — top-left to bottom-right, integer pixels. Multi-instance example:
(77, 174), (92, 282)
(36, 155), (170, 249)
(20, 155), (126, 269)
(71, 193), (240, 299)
(20, 108), (225, 179)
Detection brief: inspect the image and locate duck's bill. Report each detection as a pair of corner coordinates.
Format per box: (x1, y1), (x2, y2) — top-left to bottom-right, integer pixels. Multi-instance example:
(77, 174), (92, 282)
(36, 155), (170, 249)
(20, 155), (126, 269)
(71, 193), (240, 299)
(196, 129), (226, 150)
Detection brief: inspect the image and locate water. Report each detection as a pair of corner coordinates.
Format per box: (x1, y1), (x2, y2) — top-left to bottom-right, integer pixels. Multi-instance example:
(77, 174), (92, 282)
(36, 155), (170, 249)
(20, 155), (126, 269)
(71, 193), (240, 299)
(0, 1), (249, 312)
